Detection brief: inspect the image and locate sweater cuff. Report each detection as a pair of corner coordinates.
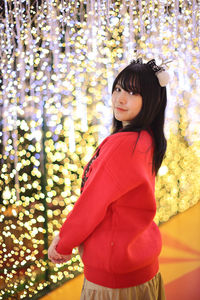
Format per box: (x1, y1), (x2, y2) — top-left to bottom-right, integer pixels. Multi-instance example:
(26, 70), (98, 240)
(55, 240), (72, 256)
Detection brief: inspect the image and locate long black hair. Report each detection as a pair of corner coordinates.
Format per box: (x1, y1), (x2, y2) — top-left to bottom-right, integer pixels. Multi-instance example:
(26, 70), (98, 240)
(111, 62), (167, 176)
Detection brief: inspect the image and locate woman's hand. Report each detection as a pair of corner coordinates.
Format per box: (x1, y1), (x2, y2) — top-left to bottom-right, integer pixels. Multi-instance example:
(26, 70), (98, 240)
(48, 235), (71, 264)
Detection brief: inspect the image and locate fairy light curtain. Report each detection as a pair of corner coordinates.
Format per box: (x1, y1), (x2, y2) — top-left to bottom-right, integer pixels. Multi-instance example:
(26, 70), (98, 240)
(0, 0), (200, 299)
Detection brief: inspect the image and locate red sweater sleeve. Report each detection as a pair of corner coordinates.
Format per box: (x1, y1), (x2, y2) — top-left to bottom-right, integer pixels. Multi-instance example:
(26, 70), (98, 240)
(56, 131), (154, 255)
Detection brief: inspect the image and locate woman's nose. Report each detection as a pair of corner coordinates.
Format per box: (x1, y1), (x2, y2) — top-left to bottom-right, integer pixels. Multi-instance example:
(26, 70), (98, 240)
(117, 93), (126, 104)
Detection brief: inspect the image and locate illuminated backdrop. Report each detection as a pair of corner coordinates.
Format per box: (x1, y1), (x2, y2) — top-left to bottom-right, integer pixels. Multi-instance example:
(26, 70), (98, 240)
(0, 0), (200, 299)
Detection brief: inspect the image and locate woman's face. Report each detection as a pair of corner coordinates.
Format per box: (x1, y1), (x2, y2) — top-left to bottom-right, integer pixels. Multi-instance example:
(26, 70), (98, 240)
(112, 84), (143, 125)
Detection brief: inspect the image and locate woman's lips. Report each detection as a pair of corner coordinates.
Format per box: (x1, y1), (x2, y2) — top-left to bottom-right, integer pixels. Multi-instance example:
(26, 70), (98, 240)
(116, 107), (127, 111)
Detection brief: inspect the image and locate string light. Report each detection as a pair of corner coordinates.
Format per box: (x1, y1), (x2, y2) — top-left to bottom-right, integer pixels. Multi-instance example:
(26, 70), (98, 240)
(0, 0), (199, 298)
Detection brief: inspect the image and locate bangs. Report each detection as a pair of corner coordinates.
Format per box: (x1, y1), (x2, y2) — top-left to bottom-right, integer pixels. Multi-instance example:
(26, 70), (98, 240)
(115, 71), (141, 95)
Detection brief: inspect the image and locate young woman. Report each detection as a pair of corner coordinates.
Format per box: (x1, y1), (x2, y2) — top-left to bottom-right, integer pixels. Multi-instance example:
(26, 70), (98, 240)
(48, 58), (168, 300)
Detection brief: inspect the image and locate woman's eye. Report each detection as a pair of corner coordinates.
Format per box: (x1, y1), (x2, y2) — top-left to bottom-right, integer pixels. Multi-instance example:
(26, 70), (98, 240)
(129, 91), (138, 95)
(115, 87), (121, 92)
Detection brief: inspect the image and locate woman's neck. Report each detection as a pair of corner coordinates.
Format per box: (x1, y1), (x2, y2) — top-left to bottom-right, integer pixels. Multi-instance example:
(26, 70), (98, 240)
(122, 121), (130, 127)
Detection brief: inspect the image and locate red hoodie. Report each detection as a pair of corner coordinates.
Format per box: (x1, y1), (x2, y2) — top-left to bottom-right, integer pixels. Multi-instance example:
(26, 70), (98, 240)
(56, 130), (162, 288)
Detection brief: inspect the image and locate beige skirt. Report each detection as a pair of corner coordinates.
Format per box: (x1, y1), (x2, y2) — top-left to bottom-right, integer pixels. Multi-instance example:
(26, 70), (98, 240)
(80, 272), (166, 300)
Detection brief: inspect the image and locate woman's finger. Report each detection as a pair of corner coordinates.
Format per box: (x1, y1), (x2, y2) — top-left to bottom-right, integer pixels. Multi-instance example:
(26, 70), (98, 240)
(48, 241), (71, 263)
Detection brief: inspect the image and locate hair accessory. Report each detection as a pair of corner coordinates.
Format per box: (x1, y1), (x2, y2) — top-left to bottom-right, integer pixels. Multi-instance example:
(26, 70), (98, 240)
(130, 57), (143, 64)
(147, 59), (171, 87)
(130, 49), (143, 64)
